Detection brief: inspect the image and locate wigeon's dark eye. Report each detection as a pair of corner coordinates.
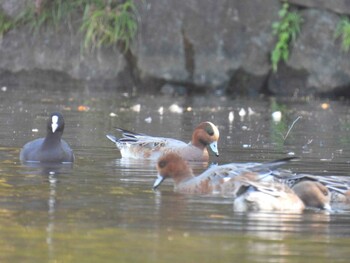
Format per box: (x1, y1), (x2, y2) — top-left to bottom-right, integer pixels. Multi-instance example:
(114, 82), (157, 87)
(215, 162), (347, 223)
(205, 125), (214, 136)
(158, 160), (167, 168)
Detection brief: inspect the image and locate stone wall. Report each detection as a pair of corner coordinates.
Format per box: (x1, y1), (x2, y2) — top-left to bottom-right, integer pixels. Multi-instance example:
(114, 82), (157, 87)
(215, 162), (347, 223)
(1, 0), (350, 96)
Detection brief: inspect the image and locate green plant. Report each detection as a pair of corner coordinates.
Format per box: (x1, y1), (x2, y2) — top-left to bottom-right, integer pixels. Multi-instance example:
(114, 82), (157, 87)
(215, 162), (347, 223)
(0, 11), (15, 36)
(80, 0), (138, 52)
(271, 2), (303, 72)
(13, 0), (138, 53)
(335, 16), (350, 52)
(15, 0), (80, 31)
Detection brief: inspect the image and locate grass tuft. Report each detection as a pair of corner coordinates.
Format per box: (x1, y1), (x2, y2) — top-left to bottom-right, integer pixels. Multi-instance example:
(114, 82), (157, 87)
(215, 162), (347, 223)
(2, 0), (138, 53)
(335, 16), (350, 52)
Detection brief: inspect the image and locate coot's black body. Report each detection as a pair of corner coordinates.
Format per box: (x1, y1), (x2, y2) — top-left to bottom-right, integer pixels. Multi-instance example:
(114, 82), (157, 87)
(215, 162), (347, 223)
(20, 112), (74, 163)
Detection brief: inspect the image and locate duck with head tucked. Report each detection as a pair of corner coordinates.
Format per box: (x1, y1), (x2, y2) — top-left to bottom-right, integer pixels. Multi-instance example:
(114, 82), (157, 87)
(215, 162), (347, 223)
(274, 171), (350, 208)
(232, 178), (305, 212)
(20, 112), (74, 164)
(106, 122), (220, 162)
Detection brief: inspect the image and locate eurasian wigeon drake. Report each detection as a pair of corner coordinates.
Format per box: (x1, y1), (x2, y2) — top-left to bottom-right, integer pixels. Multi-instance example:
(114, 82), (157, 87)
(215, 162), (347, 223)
(20, 112), (74, 163)
(232, 178), (305, 212)
(106, 122), (220, 161)
(152, 152), (296, 195)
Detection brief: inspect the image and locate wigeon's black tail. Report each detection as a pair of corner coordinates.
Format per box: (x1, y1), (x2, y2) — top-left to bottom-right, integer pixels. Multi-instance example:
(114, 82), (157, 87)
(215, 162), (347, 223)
(115, 127), (143, 136)
(106, 127), (142, 144)
(263, 156), (298, 168)
(251, 156), (299, 172)
(106, 134), (118, 144)
(106, 134), (138, 143)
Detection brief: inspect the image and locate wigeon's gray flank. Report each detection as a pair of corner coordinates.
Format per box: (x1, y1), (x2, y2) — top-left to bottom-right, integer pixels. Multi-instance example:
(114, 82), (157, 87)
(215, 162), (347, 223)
(106, 122), (220, 162)
(232, 178), (305, 212)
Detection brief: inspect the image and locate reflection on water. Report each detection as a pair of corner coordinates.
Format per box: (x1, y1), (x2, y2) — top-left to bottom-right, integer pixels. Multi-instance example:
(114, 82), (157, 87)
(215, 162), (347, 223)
(0, 87), (350, 262)
(46, 173), (56, 262)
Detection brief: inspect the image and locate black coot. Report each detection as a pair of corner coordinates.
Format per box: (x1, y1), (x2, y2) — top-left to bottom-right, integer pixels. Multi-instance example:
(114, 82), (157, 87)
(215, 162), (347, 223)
(20, 112), (74, 163)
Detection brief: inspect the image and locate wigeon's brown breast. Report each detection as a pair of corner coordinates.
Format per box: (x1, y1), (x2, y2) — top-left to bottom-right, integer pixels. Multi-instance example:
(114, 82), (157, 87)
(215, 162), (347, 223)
(177, 145), (209, 162)
(175, 177), (214, 194)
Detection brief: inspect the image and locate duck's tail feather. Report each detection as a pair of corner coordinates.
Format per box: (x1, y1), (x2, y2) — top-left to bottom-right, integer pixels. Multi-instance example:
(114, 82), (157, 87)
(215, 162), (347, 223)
(106, 134), (118, 143)
(251, 156), (299, 172)
(115, 127), (144, 136)
(106, 133), (139, 144)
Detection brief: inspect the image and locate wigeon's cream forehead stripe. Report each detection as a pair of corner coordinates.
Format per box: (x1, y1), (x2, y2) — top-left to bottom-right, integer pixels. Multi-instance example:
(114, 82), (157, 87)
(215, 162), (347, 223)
(51, 115), (59, 133)
(206, 122), (219, 137)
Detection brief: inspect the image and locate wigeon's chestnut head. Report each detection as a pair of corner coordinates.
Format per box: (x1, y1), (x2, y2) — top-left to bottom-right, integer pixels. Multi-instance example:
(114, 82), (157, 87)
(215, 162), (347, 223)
(292, 180), (331, 211)
(20, 112), (74, 163)
(153, 153), (194, 191)
(106, 121), (220, 162)
(191, 122), (219, 157)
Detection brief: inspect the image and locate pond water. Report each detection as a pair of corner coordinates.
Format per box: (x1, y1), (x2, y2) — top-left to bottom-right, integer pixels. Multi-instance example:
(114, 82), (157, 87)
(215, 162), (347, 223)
(1, 86), (350, 262)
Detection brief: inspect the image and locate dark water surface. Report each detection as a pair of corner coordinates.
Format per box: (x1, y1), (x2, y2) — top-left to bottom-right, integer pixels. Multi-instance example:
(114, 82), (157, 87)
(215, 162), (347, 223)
(1, 87), (350, 262)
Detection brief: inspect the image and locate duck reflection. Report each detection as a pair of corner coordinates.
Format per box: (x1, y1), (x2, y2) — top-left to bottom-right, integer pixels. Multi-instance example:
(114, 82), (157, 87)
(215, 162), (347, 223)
(20, 161), (73, 175)
(233, 211), (332, 262)
(20, 162), (73, 261)
(46, 172), (57, 261)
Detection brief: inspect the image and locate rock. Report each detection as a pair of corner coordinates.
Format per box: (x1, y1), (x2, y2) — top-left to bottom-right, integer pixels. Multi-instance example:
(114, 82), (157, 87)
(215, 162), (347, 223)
(284, 9), (350, 94)
(133, 1), (186, 82)
(134, 0), (281, 87)
(0, 23), (128, 86)
(268, 63), (310, 96)
(160, 83), (187, 95)
(0, 0), (31, 18)
(288, 0), (350, 16)
(226, 68), (267, 96)
(1, 0), (350, 96)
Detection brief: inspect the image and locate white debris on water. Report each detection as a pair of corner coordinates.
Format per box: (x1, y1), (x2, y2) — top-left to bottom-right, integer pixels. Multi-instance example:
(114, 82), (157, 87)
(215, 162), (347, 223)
(169, 104), (183, 114)
(272, 111), (282, 122)
(248, 107), (256, 116)
(131, 104), (141, 112)
(239, 108), (246, 117)
(144, 117), (152, 123)
(228, 111), (234, 122)
(239, 108), (246, 121)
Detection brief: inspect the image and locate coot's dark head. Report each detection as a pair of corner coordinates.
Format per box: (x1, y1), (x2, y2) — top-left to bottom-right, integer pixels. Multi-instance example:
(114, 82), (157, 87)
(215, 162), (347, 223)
(47, 112), (65, 135)
(20, 112), (74, 163)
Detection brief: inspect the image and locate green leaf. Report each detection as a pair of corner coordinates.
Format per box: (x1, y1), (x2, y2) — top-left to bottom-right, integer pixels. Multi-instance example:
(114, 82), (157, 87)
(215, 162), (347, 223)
(270, 2), (302, 72)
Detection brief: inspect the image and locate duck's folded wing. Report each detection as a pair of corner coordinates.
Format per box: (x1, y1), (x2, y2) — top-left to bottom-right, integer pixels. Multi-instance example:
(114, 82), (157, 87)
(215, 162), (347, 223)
(121, 135), (187, 149)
